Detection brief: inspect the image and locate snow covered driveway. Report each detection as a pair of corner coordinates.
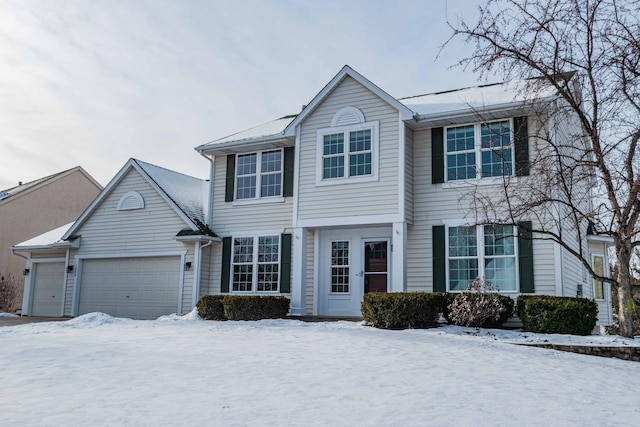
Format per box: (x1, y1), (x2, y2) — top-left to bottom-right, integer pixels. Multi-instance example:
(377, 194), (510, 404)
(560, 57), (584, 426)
(1, 313), (638, 426)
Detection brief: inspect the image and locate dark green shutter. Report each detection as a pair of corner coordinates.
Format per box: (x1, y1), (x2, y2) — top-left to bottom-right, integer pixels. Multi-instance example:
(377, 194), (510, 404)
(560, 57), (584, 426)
(280, 233), (292, 293)
(283, 147), (295, 197)
(225, 155), (236, 202)
(514, 116), (530, 177)
(221, 237), (232, 293)
(518, 221), (534, 293)
(433, 225), (446, 292)
(432, 127), (444, 184)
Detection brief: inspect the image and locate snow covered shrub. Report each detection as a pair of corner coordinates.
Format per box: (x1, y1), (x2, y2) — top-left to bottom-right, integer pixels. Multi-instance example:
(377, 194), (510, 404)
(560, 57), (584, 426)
(361, 292), (445, 329)
(222, 295), (290, 320)
(196, 295), (227, 320)
(517, 295), (597, 336)
(447, 279), (514, 328)
(0, 274), (18, 313)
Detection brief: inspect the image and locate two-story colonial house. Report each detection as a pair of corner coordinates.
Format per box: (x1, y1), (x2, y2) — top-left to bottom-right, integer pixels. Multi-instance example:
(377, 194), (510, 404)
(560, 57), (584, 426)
(13, 66), (613, 325)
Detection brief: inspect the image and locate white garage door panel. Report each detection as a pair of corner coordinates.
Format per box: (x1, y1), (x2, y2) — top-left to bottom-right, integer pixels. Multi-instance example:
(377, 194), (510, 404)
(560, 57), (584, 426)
(31, 262), (65, 317)
(79, 257), (180, 320)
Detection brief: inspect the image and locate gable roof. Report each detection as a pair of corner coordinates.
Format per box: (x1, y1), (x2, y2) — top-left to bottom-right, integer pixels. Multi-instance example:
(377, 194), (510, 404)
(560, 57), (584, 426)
(0, 166), (102, 205)
(62, 159), (214, 240)
(283, 65), (415, 137)
(194, 66), (568, 148)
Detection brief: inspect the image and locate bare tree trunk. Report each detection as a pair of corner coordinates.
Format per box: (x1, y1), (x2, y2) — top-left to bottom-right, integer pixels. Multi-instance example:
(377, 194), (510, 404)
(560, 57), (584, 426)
(616, 240), (635, 337)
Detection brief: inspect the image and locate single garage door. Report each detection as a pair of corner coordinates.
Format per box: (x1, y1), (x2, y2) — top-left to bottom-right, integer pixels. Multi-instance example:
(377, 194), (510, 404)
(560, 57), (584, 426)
(78, 257), (181, 320)
(31, 262), (65, 316)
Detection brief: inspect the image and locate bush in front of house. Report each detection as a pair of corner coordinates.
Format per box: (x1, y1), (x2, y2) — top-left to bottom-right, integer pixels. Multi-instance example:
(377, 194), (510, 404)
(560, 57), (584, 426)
(222, 295), (290, 320)
(196, 295), (227, 320)
(361, 292), (445, 329)
(447, 292), (514, 328)
(516, 295), (598, 335)
(444, 279), (515, 328)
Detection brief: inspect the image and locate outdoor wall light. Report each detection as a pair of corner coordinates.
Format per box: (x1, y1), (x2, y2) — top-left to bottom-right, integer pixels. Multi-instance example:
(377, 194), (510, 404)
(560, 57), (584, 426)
(23, 268), (29, 275)
(67, 265), (74, 273)
(184, 262), (192, 271)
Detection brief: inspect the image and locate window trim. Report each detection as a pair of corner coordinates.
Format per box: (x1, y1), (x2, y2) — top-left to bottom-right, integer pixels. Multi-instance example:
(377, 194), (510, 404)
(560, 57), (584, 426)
(230, 234), (281, 294)
(444, 119), (515, 185)
(316, 121), (379, 186)
(445, 223), (520, 293)
(329, 239), (351, 295)
(234, 149), (283, 202)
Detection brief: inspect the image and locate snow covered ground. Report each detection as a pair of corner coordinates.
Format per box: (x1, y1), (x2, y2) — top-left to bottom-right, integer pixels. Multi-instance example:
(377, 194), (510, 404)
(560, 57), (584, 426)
(1, 312), (638, 427)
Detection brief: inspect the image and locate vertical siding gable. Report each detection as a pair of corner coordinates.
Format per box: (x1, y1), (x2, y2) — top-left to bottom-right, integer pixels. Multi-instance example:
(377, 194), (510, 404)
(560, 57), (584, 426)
(297, 76), (401, 221)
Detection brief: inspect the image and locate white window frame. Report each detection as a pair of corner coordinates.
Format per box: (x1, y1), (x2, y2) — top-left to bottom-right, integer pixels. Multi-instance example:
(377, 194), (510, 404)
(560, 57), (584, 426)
(231, 234), (281, 294)
(234, 149), (284, 204)
(316, 121), (379, 186)
(444, 119), (515, 185)
(329, 239), (351, 294)
(445, 222), (519, 293)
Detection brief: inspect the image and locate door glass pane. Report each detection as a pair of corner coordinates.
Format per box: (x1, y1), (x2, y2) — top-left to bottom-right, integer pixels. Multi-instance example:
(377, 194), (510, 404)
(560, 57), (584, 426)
(364, 241), (387, 293)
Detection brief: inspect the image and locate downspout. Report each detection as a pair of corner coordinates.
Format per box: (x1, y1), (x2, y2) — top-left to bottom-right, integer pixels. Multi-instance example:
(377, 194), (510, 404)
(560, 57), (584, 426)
(10, 248), (29, 316)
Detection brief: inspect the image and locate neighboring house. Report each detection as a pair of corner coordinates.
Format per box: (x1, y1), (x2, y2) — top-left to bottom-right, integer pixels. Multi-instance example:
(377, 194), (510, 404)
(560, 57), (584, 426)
(14, 66), (613, 324)
(12, 159), (216, 319)
(1, 167), (102, 309)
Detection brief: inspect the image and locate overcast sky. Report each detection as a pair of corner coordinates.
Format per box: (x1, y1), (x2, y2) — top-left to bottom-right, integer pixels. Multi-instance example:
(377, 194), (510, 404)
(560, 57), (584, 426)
(0, 0), (485, 189)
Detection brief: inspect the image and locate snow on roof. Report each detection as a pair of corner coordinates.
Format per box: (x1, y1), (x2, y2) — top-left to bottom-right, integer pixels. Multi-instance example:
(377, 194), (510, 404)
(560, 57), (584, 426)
(14, 222), (75, 248)
(0, 169), (71, 201)
(400, 78), (558, 117)
(133, 160), (211, 234)
(198, 115), (296, 149)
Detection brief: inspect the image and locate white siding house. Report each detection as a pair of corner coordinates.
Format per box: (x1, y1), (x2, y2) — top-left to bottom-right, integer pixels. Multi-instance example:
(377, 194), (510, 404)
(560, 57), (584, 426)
(15, 65), (613, 326)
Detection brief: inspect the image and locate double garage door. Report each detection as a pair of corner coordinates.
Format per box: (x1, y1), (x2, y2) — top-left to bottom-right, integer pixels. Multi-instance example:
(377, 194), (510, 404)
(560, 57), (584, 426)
(78, 257), (181, 320)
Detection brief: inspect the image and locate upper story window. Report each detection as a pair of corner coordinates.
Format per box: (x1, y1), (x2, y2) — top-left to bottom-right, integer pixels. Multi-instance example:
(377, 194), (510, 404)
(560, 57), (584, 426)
(316, 107), (379, 186)
(445, 120), (513, 181)
(235, 149), (282, 200)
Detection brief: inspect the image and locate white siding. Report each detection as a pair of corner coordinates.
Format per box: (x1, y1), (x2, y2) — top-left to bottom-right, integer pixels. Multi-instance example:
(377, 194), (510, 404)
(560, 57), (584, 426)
(405, 126), (414, 223)
(65, 169), (195, 316)
(211, 156), (293, 234)
(297, 76), (400, 222)
(305, 229), (315, 314)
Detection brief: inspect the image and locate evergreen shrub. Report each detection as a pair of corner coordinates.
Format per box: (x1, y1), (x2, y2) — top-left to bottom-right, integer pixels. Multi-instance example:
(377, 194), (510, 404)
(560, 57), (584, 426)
(196, 295), (227, 320)
(361, 292), (445, 329)
(517, 295), (598, 335)
(222, 295), (290, 320)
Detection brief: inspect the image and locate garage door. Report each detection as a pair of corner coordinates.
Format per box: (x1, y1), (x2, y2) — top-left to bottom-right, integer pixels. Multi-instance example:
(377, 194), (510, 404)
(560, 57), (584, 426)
(31, 262), (65, 317)
(78, 257), (181, 320)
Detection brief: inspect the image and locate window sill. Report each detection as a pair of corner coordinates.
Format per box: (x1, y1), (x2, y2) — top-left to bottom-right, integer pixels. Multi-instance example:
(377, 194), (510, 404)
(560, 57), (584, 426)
(441, 176), (519, 189)
(232, 197), (285, 206)
(315, 175), (379, 187)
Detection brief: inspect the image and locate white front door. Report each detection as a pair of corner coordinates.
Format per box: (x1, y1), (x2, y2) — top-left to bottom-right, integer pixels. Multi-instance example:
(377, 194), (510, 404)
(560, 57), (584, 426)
(31, 262), (65, 317)
(318, 228), (390, 316)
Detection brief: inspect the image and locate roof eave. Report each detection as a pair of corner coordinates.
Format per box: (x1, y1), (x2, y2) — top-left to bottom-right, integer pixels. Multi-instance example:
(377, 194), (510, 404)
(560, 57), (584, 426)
(196, 135), (293, 156)
(409, 97), (556, 128)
